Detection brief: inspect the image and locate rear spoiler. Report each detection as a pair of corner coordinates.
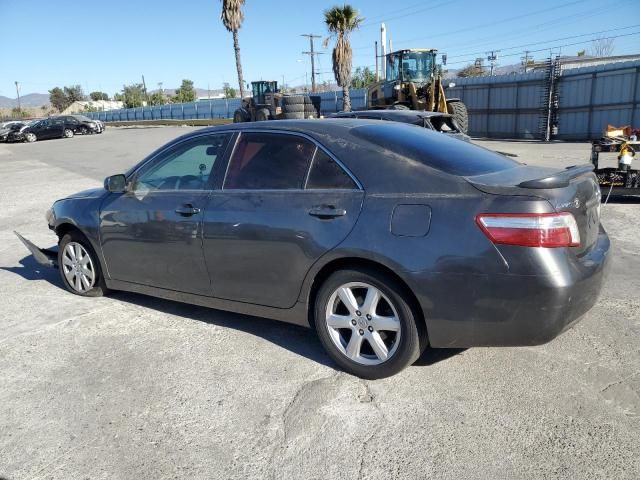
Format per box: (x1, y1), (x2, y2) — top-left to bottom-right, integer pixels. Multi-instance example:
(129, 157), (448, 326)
(517, 164), (594, 189)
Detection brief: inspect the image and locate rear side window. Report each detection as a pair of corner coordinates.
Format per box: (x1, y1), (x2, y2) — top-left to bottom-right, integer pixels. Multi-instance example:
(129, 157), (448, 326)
(306, 150), (356, 189)
(352, 123), (518, 176)
(224, 133), (315, 189)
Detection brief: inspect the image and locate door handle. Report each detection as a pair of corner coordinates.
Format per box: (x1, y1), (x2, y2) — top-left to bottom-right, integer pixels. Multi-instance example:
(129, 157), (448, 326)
(175, 204), (201, 216)
(308, 205), (346, 219)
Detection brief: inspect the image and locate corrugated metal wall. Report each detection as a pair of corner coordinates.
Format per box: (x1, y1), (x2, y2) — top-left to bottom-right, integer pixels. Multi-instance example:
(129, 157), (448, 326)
(86, 60), (639, 140)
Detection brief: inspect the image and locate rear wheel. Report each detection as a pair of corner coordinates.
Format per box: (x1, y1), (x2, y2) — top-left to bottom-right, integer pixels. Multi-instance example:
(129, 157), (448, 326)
(25, 132), (37, 143)
(315, 268), (425, 379)
(233, 109), (248, 123)
(389, 103), (410, 110)
(63, 128), (74, 138)
(447, 101), (469, 134)
(58, 231), (108, 297)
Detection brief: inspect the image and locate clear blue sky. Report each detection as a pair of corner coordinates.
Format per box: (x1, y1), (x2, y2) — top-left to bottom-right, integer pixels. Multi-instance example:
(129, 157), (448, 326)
(1, 0), (639, 98)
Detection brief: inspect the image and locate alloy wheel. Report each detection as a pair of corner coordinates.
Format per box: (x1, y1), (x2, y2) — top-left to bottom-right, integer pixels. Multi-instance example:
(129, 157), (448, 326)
(325, 282), (402, 365)
(61, 242), (95, 293)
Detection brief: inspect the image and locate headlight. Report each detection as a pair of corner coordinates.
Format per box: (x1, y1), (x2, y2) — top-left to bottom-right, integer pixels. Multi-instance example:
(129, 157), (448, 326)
(45, 208), (55, 225)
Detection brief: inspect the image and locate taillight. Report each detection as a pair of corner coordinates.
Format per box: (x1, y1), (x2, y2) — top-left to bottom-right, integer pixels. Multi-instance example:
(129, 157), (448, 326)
(476, 212), (580, 248)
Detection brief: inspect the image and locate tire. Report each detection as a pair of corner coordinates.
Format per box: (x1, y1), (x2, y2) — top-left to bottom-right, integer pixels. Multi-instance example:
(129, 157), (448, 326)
(389, 103), (410, 110)
(447, 101), (469, 134)
(233, 109), (248, 123)
(255, 108), (270, 122)
(282, 112), (305, 120)
(314, 268), (425, 379)
(58, 231), (109, 297)
(25, 132), (37, 143)
(80, 126), (89, 135)
(282, 104), (305, 113)
(63, 128), (74, 138)
(281, 95), (306, 106)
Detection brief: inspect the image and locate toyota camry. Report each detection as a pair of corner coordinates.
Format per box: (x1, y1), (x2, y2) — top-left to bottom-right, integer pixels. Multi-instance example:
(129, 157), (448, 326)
(17, 119), (610, 379)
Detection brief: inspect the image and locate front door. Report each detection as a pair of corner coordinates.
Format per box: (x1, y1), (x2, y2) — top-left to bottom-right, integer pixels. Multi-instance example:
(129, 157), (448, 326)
(203, 131), (364, 308)
(99, 132), (233, 295)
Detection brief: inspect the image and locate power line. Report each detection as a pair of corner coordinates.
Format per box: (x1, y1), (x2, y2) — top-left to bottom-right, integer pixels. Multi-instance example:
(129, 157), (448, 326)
(445, 24), (640, 60)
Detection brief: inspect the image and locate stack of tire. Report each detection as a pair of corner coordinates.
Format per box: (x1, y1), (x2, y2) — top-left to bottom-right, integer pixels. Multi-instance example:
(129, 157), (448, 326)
(281, 95), (321, 119)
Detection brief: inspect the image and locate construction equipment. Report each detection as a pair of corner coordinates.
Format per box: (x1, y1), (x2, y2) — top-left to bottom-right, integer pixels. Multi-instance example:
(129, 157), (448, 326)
(591, 125), (640, 196)
(367, 48), (469, 133)
(233, 81), (320, 123)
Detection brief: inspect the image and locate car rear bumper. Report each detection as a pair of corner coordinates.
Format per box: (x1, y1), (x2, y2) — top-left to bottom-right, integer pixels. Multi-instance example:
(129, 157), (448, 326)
(411, 229), (611, 348)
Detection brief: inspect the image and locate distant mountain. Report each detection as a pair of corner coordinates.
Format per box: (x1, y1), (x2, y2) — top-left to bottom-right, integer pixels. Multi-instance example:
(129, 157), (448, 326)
(0, 93), (49, 108)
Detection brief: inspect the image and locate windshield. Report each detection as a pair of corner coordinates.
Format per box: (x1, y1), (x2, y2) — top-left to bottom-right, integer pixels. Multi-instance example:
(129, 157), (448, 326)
(401, 51), (434, 82)
(73, 115), (92, 122)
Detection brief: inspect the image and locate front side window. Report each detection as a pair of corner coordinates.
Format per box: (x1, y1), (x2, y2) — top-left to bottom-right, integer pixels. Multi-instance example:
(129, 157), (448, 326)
(224, 133), (316, 190)
(386, 54), (400, 82)
(134, 134), (231, 192)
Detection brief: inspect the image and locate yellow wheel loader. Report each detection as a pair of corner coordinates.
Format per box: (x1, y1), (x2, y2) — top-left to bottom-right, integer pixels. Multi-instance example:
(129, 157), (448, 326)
(367, 48), (469, 133)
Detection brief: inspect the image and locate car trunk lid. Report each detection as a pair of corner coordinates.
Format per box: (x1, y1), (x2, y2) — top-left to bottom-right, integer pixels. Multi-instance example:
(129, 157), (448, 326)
(467, 164), (601, 255)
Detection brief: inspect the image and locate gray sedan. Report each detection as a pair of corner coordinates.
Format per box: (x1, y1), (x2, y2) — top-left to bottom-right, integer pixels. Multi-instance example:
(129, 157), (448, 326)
(18, 119), (610, 378)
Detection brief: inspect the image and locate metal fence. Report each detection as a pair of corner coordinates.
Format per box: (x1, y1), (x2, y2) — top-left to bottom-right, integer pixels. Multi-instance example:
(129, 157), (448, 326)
(83, 90), (368, 123)
(446, 59), (640, 140)
(85, 60), (639, 140)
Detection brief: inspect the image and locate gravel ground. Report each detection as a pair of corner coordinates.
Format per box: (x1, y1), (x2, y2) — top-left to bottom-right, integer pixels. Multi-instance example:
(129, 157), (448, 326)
(0, 127), (638, 480)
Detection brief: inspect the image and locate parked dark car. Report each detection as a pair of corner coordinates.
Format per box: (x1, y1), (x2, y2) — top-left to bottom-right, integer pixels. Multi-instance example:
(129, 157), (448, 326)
(0, 121), (26, 142)
(8, 117), (74, 142)
(17, 120), (610, 378)
(328, 109), (470, 142)
(55, 115), (103, 134)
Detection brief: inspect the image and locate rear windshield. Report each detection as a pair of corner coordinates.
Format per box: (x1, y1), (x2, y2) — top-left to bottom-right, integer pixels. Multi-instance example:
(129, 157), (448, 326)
(352, 123), (518, 176)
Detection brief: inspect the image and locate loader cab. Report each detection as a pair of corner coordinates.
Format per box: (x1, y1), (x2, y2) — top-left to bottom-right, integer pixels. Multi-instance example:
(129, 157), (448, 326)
(386, 49), (437, 85)
(251, 81), (278, 105)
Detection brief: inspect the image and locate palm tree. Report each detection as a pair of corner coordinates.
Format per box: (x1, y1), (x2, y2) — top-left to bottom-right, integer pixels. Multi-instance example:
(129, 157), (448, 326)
(324, 4), (363, 112)
(220, 0), (246, 99)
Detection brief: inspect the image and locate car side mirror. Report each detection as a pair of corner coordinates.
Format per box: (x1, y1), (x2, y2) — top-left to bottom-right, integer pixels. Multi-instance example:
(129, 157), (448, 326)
(104, 174), (127, 193)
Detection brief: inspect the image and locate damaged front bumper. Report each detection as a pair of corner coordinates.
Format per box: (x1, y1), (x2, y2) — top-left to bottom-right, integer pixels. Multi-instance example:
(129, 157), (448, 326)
(14, 231), (58, 268)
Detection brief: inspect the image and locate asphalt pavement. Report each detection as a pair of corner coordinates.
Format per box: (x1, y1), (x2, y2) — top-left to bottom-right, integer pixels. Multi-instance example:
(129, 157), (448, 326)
(0, 127), (638, 479)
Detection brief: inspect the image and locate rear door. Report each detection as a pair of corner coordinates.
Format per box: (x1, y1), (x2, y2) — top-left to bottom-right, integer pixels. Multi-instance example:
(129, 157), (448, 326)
(202, 131), (364, 308)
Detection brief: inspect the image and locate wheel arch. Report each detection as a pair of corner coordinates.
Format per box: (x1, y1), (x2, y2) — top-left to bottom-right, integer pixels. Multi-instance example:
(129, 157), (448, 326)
(54, 221), (109, 277)
(305, 256), (428, 341)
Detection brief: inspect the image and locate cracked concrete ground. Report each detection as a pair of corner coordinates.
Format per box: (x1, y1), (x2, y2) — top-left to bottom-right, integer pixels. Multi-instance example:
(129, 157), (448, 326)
(0, 128), (638, 479)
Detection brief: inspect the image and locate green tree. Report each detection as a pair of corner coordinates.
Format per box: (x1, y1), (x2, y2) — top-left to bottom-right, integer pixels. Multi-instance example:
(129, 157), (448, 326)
(220, 0), (246, 99)
(351, 66), (376, 88)
(148, 91), (166, 106)
(173, 79), (197, 103)
(121, 83), (145, 108)
(90, 91), (110, 101)
(457, 59), (485, 78)
(223, 82), (237, 99)
(64, 85), (85, 103)
(324, 4), (364, 112)
(113, 93), (124, 102)
(49, 87), (68, 112)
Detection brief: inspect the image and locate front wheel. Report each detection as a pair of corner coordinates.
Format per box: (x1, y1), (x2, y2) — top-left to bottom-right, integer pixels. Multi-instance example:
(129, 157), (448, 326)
(447, 101), (469, 134)
(58, 231), (108, 297)
(315, 268), (425, 379)
(24, 132), (37, 143)
(233, 109), (248, 123)
(63, 128), (74, 138)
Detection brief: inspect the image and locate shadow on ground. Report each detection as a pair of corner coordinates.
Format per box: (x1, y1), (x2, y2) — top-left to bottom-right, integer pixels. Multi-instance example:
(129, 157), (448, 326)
(4, 254), (465, 372)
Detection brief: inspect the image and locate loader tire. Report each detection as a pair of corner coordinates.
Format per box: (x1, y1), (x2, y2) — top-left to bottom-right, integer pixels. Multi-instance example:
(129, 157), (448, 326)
(283, 112), (305, 120)
(282, 104), (305, 113)
(281, 95), (306, 106)
(447, 101), (469, 134)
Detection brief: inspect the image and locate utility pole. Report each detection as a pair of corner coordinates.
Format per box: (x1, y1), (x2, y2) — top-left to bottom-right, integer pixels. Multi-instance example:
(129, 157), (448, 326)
(14, 81), (21, 111)
(301, 33), (323, 93)
(375, 41), (379, 81)
(487, 51), (498, 76)
(521, 50), (531, 73)
(141, 75), (149, 103)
